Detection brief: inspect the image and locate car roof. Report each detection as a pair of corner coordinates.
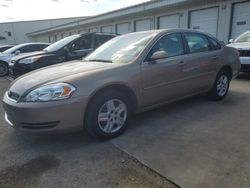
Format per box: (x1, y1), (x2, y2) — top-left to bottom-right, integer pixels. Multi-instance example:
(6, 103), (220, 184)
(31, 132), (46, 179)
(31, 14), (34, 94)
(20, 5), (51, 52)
(79, 32), (118, 37)
(16, 42), (50, 46)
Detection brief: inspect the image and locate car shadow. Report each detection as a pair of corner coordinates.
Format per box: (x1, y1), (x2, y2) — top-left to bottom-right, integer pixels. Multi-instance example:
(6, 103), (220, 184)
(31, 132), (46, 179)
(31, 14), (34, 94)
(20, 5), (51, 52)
(237, 72), (250, 80)
(7, 129), (103, 153)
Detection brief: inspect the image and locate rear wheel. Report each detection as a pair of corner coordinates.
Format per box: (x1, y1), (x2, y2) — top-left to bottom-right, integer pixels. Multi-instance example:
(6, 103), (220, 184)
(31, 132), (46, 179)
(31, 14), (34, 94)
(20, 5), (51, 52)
(85, 90), (131, 139)
(0, 63), (8, 77)
(209, 70), (231, 100)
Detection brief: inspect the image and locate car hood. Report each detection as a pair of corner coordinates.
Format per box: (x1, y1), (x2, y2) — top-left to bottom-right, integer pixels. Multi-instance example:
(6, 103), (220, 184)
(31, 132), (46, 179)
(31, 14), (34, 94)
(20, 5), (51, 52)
(227, 42), (250, 50)
(9, 60), (117, 96)
(0, 53), (14, 62)
(11, 51), (47, 61)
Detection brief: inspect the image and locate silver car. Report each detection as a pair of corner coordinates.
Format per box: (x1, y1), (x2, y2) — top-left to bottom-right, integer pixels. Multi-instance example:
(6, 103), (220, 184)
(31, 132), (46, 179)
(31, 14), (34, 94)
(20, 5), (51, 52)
(0, 43), (49, 77)
(3, 29), (240, 139)
(228, 31), (250, 72)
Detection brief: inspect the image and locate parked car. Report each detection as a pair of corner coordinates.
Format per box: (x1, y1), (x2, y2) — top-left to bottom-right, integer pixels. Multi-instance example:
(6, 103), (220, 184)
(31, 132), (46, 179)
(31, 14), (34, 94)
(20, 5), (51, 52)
(3, 29), (240, 139)
(9, 32), (117, 78)
(0, 45), (15, 53)
(0, 43), (49, 76)
(228, 31), (250, 72)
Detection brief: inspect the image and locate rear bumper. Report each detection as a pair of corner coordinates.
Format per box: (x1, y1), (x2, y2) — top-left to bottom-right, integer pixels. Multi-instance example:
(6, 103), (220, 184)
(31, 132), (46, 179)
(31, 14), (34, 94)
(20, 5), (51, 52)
(3, 94), (88, 133)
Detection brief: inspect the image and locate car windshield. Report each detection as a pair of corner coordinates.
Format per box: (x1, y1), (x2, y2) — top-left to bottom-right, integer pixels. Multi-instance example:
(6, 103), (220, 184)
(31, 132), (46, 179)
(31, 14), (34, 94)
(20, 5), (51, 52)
(3, 45), (23, 54)
(234, 32), (250, 43)
(85, 32), (157, 64)
(44, 35), (80, 52)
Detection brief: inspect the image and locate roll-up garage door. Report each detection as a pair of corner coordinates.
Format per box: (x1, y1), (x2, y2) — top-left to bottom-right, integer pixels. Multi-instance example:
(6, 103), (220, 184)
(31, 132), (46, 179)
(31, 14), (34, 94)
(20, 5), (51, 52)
(159, 14), (180, 29)
(101, 25), (113, 33)
(135, 19), (151, 32)
(89, 27), (98, 32)
(116, 22), (130, 34)
(231, 1), (250, 39)
(189, 7), (219, 37)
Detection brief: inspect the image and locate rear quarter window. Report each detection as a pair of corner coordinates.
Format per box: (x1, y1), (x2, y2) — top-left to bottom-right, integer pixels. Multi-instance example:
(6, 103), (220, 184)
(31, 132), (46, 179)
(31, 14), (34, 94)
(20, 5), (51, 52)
(207, 37), (221, 50)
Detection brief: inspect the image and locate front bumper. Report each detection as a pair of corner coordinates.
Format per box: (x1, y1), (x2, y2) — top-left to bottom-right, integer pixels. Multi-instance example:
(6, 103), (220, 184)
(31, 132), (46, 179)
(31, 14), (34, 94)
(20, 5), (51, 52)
(9, 63), (31, 78)
(3, 94), (88, 133)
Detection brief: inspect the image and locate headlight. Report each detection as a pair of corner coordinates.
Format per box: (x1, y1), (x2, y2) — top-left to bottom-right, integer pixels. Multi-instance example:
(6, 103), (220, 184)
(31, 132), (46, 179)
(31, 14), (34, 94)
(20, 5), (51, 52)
(24, 83), (76, 102)
(19, 57), (40, 64)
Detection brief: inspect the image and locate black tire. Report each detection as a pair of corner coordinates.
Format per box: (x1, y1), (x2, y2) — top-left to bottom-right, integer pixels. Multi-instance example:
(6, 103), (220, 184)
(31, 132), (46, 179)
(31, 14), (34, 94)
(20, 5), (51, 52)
(208, 69), (231, 100)
(0, 62), (8, 77)
(85, 89), (131, 139)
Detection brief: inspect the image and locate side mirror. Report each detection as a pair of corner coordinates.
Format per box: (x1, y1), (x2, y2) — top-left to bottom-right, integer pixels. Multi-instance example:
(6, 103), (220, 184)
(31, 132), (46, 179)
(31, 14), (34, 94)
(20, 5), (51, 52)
(63, 46), (69, 52)
(149, 51), (168, 61)
(14, 50), (20, 55)
(229, 39), (234, 43)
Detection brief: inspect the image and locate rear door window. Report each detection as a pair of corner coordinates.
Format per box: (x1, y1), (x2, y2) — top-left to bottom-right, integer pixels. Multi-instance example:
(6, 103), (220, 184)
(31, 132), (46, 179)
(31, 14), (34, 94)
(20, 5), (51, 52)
(184, 33), (210, 53)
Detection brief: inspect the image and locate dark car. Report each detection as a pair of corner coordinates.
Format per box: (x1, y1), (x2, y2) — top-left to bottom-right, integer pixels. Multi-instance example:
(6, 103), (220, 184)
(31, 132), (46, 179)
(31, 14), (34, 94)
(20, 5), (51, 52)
(9, 32), (117, 78)
(0, 45), (15, 52)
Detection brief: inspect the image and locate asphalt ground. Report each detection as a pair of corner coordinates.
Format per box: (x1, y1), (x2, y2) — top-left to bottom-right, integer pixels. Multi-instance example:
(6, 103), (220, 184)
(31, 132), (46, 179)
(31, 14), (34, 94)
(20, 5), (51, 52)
(0, 77), (176, 188)
(1, 73), (250, 188)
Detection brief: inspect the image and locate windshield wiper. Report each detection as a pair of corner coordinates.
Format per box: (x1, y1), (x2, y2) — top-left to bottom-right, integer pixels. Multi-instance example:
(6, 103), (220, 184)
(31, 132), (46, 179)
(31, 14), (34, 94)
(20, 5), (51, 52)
(87, 59), (113, 63)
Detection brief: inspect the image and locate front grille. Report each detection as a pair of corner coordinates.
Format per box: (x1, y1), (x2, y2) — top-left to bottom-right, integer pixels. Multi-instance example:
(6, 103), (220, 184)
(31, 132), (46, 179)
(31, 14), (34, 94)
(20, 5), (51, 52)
(238, 50), (250, 57)
(7, 91), (20, 102)
(240, 64), (250, 72)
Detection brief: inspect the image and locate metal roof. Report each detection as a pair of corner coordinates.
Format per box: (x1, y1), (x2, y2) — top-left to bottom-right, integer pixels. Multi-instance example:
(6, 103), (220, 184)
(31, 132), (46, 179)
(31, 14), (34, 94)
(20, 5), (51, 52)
(27, 0), (189, 37)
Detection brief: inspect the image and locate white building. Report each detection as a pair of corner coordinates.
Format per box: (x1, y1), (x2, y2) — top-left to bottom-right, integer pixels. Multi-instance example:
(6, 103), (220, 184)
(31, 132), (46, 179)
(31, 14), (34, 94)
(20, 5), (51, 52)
(0, 17), (88, 45)
(4, 0), (250, 44)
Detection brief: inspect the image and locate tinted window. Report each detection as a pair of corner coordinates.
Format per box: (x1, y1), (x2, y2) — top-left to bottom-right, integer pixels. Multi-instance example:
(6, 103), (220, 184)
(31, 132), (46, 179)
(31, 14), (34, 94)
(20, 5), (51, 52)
(19, 45), (40, 53)
(44, 35), (80, 52)
(39, 44), (48, 50)
(95, 35), (113, 48)
(0, 46), (12, 52)
(184, 33), (209, 53)
(148, 33), (184, 58)
(208, 37), (221, 50)
(70, 36), (92, 51)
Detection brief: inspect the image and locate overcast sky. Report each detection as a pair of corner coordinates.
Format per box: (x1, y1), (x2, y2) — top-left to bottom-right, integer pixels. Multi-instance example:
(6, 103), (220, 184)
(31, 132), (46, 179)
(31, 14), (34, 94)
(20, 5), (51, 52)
(0, 0), (150, 23)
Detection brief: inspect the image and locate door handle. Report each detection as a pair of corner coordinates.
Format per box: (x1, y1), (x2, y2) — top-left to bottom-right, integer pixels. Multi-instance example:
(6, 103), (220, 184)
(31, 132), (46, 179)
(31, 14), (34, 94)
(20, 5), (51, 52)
(211, 56), (218, 60)
(178, 61), (186, 66)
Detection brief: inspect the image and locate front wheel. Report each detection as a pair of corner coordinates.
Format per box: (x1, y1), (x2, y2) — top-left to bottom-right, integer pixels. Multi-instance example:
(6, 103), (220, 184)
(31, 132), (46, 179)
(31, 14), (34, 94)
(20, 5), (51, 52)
(85, 90), (131, 139)
(0, 63), (8, 77)
(209, 70), (231, 100)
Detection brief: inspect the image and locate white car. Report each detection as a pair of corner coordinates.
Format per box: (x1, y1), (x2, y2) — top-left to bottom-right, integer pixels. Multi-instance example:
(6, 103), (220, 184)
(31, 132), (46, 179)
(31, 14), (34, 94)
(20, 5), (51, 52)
(228, 31), (250, 72)
(0, 43), (49, 77)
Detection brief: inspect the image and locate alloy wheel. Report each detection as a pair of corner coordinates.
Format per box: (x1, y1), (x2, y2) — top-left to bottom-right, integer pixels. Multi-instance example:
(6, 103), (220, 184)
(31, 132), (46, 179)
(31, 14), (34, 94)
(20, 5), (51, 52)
(216, 75), (229, 97)
(0, 64), (8, 76)
(98, 99), (127, 134)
